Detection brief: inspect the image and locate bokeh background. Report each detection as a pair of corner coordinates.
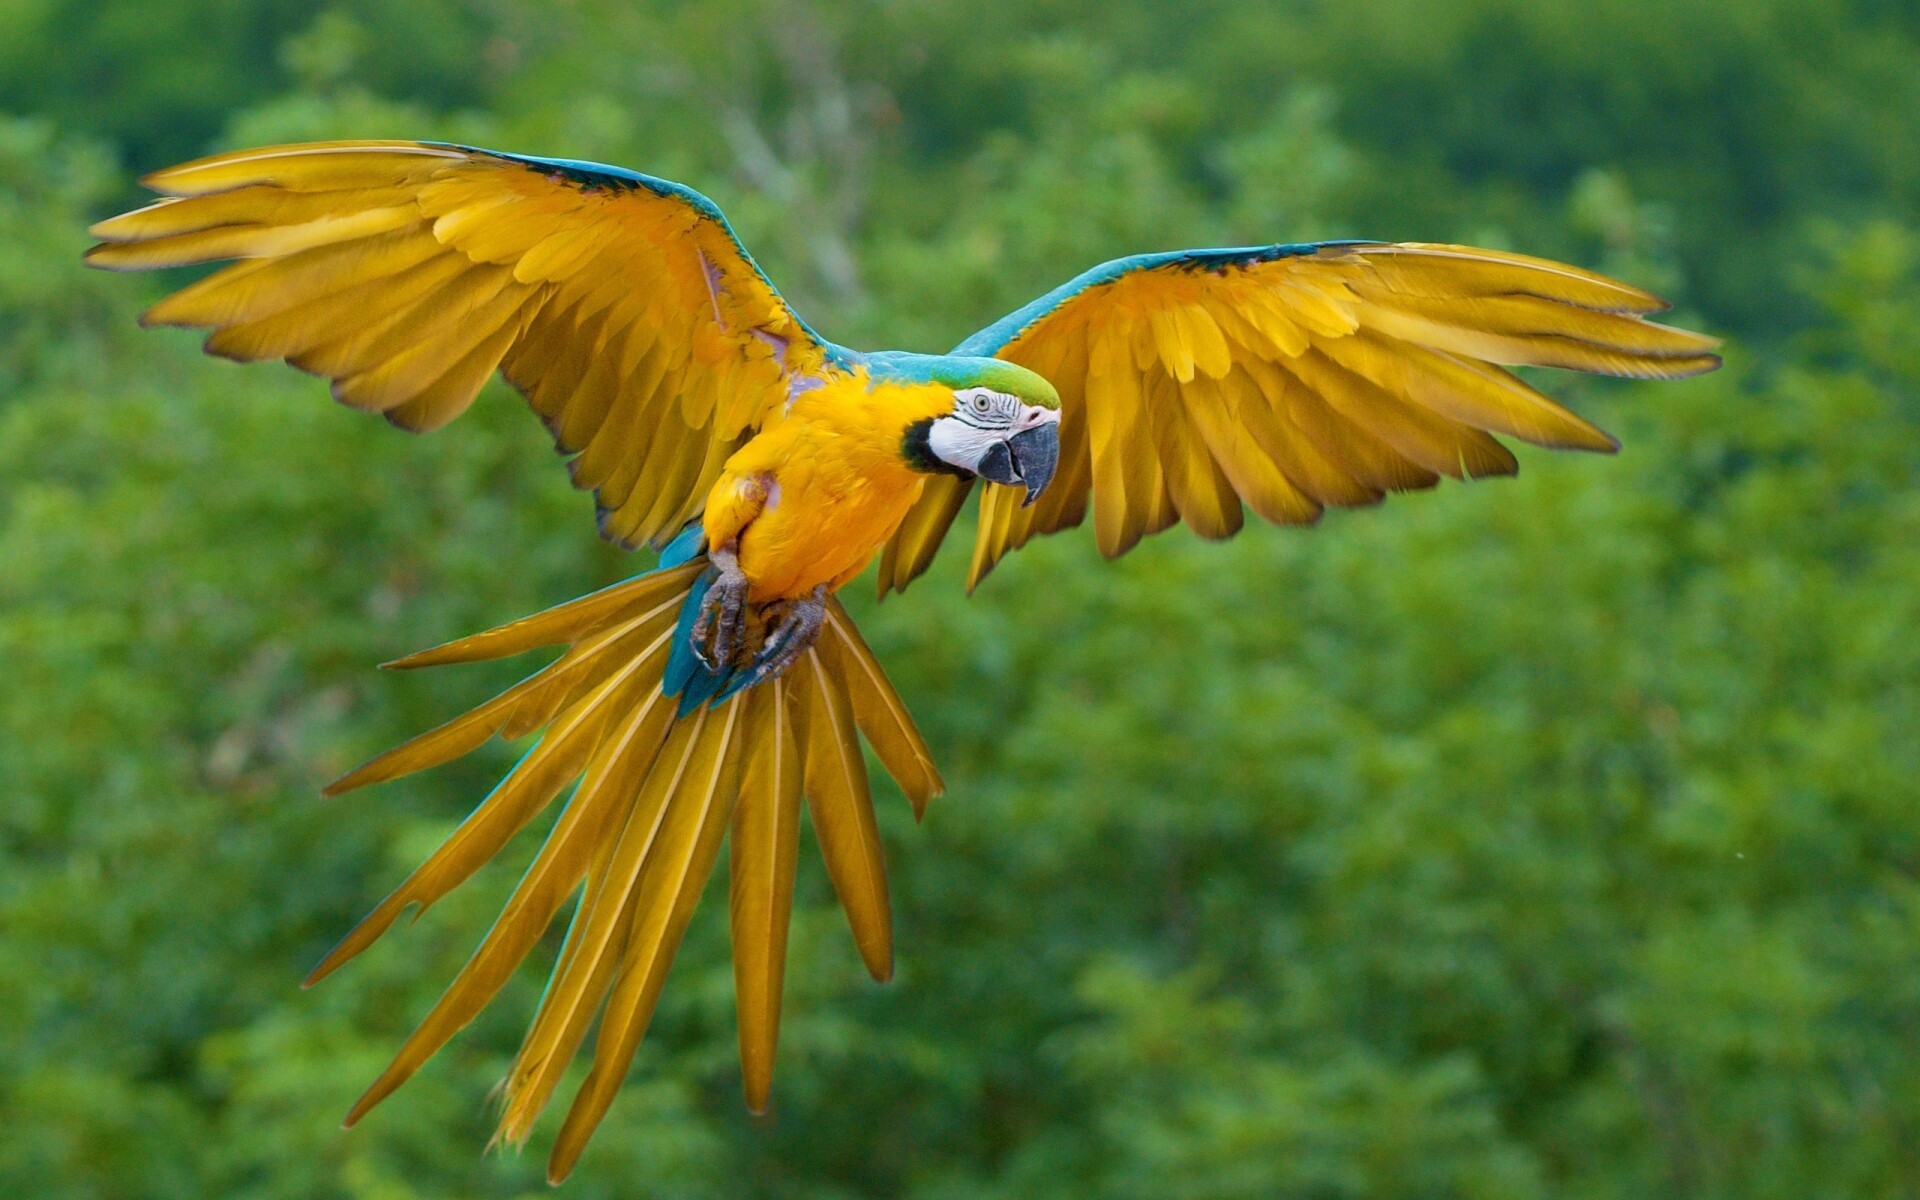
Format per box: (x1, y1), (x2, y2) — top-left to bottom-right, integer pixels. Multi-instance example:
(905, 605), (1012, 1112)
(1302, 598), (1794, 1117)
(4, 1), (1920, 1196)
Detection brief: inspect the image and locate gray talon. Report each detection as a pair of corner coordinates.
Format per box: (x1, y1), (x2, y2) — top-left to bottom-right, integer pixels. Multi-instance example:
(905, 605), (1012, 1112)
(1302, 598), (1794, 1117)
(690, 547), (750, 670)
(748, 585), (828, 685)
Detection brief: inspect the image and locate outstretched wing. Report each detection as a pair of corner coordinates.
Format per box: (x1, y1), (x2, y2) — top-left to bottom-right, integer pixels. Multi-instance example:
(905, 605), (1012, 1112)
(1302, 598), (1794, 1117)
(87, 140), (843, 549)
(877, 241), (1720, 595)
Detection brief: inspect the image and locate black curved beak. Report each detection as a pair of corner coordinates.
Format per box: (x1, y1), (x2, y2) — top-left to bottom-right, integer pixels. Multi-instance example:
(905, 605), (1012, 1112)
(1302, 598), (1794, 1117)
(1007, 422), (1060, 506)
(975, 418), (1060, 506)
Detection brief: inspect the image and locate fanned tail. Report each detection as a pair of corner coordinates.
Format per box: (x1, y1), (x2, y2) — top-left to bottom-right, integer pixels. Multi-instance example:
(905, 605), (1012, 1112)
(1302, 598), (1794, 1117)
(314, 552), (942, 1183)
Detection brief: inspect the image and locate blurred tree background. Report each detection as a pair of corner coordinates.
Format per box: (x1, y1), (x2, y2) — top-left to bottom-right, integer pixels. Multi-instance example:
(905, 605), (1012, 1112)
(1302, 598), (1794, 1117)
(3, 0), (1919, 1196)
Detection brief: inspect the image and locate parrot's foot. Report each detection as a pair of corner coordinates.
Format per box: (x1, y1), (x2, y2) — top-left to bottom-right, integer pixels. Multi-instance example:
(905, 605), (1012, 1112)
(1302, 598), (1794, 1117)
(745, 585), (828, 687)
(690, 547), (750, 670)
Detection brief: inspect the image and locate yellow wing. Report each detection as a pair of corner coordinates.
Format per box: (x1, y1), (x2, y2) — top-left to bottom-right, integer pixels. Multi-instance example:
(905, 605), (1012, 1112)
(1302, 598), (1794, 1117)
(86, 140), (842, 548)
(878, 241), (1720, 595)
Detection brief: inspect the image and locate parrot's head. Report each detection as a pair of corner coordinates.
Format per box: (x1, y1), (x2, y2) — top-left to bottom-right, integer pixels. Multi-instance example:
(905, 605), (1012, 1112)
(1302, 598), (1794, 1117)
(897, 356), (1061, 506)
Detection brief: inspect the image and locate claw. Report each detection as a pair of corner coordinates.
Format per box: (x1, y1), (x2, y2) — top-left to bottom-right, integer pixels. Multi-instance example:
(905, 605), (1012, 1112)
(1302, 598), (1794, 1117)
(745, 585), (828, 687)
(689, 548), (750, 670)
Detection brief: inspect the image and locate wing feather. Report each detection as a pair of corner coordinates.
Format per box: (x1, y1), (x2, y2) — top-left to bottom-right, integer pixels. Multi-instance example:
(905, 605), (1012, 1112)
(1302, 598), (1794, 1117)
(384, 302), (539, 432)
(1089, 328), (1153, 556)
(90, 185), (418, 242)
(203, 251), (469, 370)
(143, 229), (446, 330)
(1182, 373), (1320, 525)
(1242, 354), (1436, 494)
(1285, 347), (1518, 480)
(877, 474), (973, 596)
(139, 140), (464, 194)
(885, 240), (1716, 591)
(84, 206), (419, 270)
(549, 314), (626, 451)
(1147, 368), (1242, 539)
(330, 269), (539, 413)
(88, 140), (839, 549)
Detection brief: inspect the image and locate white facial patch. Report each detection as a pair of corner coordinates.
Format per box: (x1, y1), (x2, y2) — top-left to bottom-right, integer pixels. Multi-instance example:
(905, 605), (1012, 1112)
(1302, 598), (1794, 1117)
(927, 413), (1003, 471)
(928, 388), (1049, 474)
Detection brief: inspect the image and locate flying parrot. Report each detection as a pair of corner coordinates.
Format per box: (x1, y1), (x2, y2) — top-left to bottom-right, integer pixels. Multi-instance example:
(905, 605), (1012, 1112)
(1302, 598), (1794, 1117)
(87, 140), (1719, 1181)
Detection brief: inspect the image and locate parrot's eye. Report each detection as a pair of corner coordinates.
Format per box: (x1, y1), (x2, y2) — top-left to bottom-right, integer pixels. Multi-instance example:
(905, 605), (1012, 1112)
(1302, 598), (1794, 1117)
(971, 394), (992, 414)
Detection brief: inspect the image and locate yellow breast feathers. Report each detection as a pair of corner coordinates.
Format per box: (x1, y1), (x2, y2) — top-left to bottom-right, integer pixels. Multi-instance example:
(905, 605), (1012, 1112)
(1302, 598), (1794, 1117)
(704, 373), (955, 602)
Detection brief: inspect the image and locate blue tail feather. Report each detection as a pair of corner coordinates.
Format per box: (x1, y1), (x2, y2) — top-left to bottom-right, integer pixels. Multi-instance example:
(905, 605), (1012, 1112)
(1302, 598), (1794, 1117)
(674, 653), (737, 717)
(657, 522), (766, 715)
(657, 523), (706, 570)
(711, 661), (761, 706)
(660, 558), (747, 716)
(662, 568), (715, 702)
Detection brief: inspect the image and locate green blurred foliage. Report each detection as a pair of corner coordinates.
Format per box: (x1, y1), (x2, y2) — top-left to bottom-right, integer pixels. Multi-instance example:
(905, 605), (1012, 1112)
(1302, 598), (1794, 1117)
(2, 1), (1918, 1196)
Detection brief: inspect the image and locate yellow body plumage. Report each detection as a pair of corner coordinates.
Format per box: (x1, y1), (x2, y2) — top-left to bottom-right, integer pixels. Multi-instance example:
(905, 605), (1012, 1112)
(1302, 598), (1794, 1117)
(704, 374), (953, 601)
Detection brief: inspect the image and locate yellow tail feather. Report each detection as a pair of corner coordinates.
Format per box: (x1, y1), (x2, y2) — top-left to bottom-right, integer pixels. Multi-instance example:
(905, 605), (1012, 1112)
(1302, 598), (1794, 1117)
(313, 563), (942, 1180)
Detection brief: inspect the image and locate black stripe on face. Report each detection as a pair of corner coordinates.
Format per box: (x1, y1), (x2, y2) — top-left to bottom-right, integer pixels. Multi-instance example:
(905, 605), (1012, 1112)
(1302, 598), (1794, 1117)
(902, 418), (974, 478)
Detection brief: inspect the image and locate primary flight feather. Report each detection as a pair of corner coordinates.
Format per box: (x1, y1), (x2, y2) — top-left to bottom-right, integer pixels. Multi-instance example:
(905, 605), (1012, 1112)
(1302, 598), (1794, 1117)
(88, 139), (1718, 1181)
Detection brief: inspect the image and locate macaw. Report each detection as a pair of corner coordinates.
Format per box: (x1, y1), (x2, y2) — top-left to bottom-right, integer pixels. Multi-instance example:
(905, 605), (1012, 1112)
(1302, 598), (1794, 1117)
(88, 140), (1719, 1180)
